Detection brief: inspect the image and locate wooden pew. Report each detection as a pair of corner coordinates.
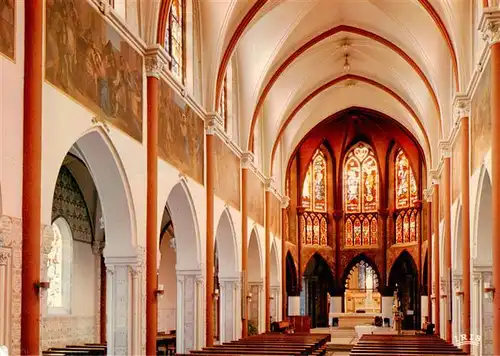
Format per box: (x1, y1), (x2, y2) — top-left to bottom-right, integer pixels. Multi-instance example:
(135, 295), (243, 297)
(350, 334), (467, 356)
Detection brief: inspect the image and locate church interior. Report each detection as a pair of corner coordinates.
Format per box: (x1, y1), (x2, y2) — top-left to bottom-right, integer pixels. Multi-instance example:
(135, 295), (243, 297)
(0, 0), (499, 355)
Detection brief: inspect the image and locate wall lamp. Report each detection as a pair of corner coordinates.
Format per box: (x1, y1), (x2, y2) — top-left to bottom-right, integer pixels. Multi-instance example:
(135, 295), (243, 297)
(155, 284), (165, 299)
(213, 288), (220, 301)
(35, 281), (50, 294)
(246, 292), (252, 303)
(484, 282), (495, 300)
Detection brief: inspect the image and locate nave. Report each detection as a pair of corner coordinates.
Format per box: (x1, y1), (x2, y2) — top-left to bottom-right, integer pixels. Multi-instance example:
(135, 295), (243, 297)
(2, 0), (500, 355)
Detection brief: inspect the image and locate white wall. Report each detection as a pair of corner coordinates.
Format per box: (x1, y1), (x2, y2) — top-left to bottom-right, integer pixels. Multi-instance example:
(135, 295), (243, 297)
(158, 232), (177, 333)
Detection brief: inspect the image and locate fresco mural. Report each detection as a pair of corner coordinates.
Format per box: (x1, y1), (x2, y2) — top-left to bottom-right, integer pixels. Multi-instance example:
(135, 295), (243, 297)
(45, 0), (143, 142)
(0, 0), (14, 60)
(214, 136), (240, 209)
(452, 140), (461, 203)
(471, 62), (491, 174)
(248, 170), (265, 226)
(158, 80), (204, 185)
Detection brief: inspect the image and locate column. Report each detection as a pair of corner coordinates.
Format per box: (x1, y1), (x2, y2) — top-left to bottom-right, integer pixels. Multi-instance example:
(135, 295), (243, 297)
(205, 118), (216, 346)
(471, 272), (482, 356)
(145, 47), (165, 356)
(264, 188), (272, 331)
(452, 275), (463, 345)
(0, 249), (12, 350)
(241, 152), (253, 337)
(442, 155), (452, 342)
(432, 184), (441, 336)
(379, 209), (389, 286)
(297, 207), (305, 292)
(219, 277), (240, 342)
(426, 196), (433, 323)
(482, 17), (500, 354)
(333, 211), (342, 289)
(176, 270), (203, 353)
(105, 257), (141, 355)
(457, 99), (471, 352)
(281, 200), (289, 319)
(21, 0), (43, 354)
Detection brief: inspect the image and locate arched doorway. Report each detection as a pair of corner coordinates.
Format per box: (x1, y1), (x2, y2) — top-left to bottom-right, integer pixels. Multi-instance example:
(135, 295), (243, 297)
(388, 251), (419, 330)
(286, 252), (298, 298)
(303, 253), (334, 328)
(342, 256), (381, 314)
(248, 229), (263, 333)
(270, 242), (280, 323)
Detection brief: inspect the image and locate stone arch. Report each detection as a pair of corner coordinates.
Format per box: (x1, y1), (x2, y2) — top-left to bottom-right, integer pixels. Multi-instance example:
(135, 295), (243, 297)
(215, 208), (238, 278)
(166, 179), (201, 271)
(453, 202), (463, 274)
(473, 167), (492, 266)
(248, 227), (263, 282)
(341, 253), (381, 289)
(270, 240), (280, 286)
(50, 129), (137, 256)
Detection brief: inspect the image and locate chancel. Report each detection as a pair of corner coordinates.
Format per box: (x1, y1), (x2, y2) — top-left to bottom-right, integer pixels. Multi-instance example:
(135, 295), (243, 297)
(0, 0), (499, 356)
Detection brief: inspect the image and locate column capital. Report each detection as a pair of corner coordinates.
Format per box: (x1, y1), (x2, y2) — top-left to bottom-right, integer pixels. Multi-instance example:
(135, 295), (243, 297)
(438, 140), (452, 158)
(423, 188), (433, 202)
(144, 45), (168, 78)
(265, 177), (275, 192)
(205, 113), (222, 135)
(281, 196), (290, 209)
(479, 9), (500, 46)
(0, 249), (10, 266)
(241, 151), (255, 169)
(453, 94), (471, 123)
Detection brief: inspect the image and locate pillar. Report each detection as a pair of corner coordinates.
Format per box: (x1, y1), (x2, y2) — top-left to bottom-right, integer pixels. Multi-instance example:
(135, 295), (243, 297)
(333, 211), (342, 289)
(177, 270), (203, 353)
(297, 207), (305, 292)
(219, 277), (240, 342)
(379, 210), (389, 286)
(206, 119), (216, 346)
(427, 199), (433, 323)
(458, 105), (471, 352)
(442, 156), (452, 342)
(281, 204), (288, 319)
(241, 153), (252, 337)
(265, 189), (271, 331)
(491, 38), (500, 356)
(432, 184), (441, 336)
(21, 0), (43, 354)
(145, 48), (164, 355)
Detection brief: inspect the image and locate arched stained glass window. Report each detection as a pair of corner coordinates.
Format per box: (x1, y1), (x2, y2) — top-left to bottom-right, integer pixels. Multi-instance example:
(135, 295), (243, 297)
(166, 0), (183, 77)
(394, 149), (420, 244)
(47, 217), (73, 314)
(300, 149), (328, 246)
(344, 260), (381, 313)
(395, 150), (418, 209)
(344, 143), (379, 247)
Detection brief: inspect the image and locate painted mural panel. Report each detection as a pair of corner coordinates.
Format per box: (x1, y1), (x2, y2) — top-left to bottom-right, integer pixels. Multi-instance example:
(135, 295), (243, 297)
(471, 62), (491, 173)
(214, 136), (240, 209)
(158, 80), (204, 185)
(0, 0), (15, 60)
(248, 170), (264, 226)
(452, 140), (461, 203)
(45, 0), (143, 142)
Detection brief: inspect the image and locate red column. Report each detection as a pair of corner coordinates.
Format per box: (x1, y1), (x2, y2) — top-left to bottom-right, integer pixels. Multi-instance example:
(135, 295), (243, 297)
(432, 185), (440, 336)
(297, 207), (305, 291)
(443, 157), (452, 343)
(146, 73), (160, 355)
(281, 207), (287, 319)
(427, 200), (432, 323)
(333, 211), (342, 288)
(460, 116), (471, 354)
(21, 1), (43, 354)
(241, 166), (249, 337)
(491, 42), (500, 355)
(265, 190), (271, 331)
(206, 130), (215, 346)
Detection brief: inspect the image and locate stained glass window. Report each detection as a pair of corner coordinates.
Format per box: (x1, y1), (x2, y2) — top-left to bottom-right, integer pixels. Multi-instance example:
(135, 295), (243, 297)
(395, 150), (418, 209)
(166, 0), (183, 77)
(344, 143), (378, 213)
(47, 217), (73, 314)
(344, 143), (379, 246)
(300, 149), (328, 246)
(394, 150), (420, 244)
(219, 74), (228, 130)
(344, 260), (381, 313)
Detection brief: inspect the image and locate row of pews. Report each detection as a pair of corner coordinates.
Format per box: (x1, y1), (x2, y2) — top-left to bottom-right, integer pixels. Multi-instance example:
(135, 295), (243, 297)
(178, 332), (331, 355)
(350, 334), (468, 356)
(42, 343), (106, 355)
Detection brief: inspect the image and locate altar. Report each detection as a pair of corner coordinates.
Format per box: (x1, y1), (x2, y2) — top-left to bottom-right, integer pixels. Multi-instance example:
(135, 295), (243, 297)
(329, 312), (382, 328)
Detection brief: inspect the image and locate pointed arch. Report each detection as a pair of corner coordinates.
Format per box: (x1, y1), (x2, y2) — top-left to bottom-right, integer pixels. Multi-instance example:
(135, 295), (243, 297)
(474, 166), (492, 265)
(286, 251), (298, 296)
(166, 179), (201, 271)
(215, 208), (239, 278)
(341, 253), (381, 289)
(248, 227), (263, 282)
(270, 240), (280, 286)
(453, 202), (463, 274)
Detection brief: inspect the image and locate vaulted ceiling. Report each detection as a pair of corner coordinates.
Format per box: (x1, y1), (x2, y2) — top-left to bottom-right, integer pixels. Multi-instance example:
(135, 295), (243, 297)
(165, 0), (473, 177)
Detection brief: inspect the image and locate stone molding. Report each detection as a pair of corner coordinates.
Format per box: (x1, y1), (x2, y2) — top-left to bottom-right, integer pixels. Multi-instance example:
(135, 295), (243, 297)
(144, 45), (168, 79)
